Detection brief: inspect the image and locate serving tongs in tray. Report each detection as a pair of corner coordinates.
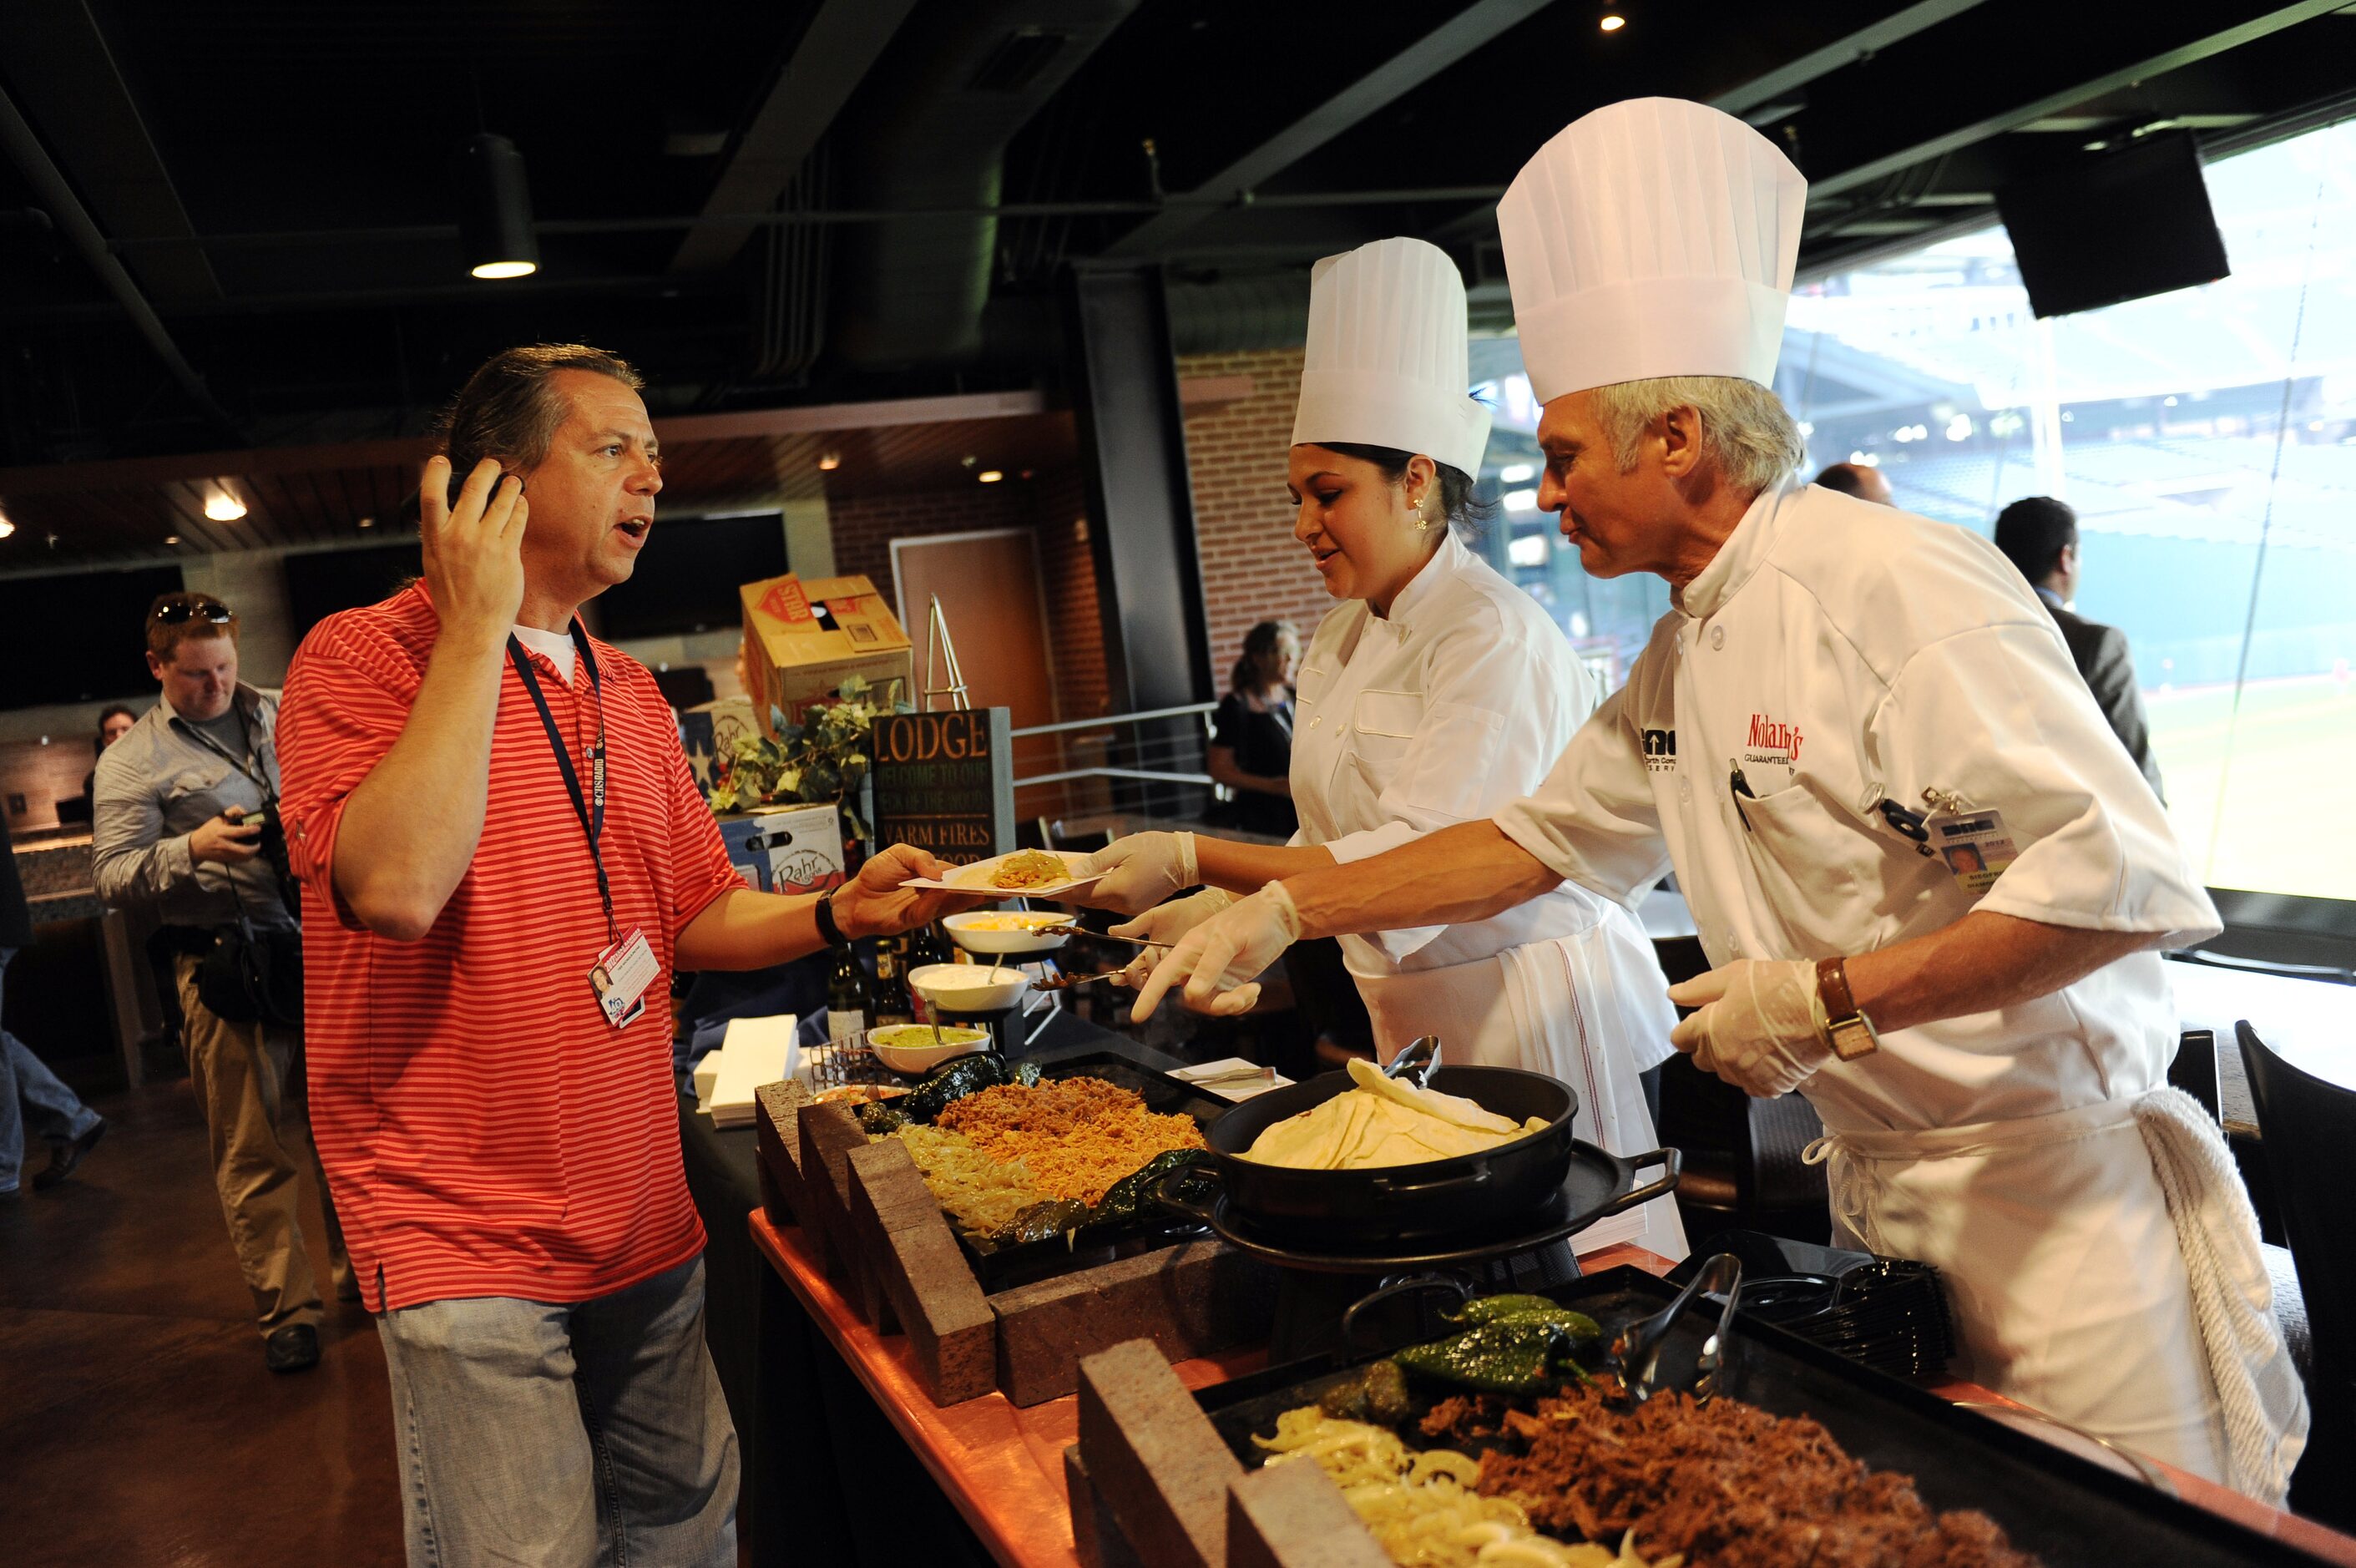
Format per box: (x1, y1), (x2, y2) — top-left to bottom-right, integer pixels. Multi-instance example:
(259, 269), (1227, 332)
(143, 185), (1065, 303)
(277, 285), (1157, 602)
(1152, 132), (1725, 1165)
(1609, 1251), (1744, 1404)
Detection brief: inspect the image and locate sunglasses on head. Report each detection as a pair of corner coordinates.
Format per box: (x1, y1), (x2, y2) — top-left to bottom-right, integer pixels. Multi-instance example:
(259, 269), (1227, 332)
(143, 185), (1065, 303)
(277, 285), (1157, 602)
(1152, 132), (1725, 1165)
(152, 597), (234, 626)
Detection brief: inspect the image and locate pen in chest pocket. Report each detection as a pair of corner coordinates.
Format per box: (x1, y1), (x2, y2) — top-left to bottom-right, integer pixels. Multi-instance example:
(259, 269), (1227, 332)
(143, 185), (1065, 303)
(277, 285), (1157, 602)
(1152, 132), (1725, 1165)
(1727, 758), (1755, 832)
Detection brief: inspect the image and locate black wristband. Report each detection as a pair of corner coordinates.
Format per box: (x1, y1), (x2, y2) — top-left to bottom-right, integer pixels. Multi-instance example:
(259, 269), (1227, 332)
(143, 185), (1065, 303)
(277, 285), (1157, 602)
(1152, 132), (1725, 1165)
(812, 890), (851, 950)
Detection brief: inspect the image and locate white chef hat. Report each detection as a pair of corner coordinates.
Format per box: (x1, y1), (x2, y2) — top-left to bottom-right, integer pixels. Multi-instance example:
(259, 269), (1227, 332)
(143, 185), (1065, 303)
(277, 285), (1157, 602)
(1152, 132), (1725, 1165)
(1290, 236), (1492, 477)
(1499, 97), (1807, 404)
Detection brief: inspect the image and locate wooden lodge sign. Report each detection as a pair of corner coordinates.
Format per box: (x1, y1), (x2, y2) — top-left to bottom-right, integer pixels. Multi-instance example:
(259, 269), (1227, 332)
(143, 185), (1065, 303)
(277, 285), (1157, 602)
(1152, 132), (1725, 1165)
(871, 708), (1014, 867)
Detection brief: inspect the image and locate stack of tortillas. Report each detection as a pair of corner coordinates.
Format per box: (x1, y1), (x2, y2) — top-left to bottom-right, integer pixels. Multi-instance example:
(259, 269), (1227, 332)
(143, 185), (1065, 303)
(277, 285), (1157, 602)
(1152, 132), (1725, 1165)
(1241, 1056), (1547, 1169)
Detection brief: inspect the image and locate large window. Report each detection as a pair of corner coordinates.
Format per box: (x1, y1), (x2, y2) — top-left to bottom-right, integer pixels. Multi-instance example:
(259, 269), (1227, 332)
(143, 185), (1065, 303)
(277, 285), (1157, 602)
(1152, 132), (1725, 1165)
(1474, 119), (2356, 904)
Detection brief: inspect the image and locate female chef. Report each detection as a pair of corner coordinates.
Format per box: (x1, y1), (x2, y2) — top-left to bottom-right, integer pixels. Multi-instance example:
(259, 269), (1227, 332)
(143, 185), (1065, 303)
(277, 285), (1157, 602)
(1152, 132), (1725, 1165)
(1079, 236), (1684, 1258)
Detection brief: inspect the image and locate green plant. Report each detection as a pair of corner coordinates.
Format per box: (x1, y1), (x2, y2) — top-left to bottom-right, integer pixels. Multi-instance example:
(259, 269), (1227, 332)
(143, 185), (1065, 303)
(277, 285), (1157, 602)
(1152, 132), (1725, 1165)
(706, 674), (907, 845)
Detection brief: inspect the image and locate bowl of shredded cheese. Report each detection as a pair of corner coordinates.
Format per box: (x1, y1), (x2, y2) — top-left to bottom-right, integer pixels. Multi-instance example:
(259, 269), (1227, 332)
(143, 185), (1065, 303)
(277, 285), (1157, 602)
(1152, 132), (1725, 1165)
(943, 909), (1074, 955)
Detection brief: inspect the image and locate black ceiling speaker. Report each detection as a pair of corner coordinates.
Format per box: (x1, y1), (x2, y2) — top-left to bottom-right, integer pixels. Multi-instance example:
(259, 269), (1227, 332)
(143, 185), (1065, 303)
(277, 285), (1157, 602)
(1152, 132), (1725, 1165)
(458, 132), (538, 280)
(1996, 131), (2229, 319)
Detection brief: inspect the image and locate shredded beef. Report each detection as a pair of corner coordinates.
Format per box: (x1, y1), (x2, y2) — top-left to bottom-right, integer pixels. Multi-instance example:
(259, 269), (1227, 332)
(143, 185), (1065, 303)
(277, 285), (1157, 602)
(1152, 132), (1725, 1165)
(1422, 1384), (2041, 1568)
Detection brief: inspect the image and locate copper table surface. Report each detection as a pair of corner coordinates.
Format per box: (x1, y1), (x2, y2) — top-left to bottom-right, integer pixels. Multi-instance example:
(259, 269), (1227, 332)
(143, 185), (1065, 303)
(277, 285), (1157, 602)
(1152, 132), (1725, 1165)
(749, 1211), (2355, 1567)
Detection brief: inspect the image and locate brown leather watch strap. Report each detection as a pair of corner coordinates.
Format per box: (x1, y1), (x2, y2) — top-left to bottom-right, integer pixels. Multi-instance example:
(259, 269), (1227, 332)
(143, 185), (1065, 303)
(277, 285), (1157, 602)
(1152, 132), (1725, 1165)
(1816, 955), (1859, 1021)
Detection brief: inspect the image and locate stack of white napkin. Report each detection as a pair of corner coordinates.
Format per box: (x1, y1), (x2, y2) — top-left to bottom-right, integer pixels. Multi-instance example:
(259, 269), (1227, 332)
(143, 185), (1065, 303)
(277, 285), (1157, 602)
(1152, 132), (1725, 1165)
(695, 1014), (798, 1128)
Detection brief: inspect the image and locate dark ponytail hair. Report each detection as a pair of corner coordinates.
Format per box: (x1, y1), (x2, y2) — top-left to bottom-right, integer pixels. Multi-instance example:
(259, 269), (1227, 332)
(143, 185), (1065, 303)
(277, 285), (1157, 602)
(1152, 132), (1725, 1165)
(1229, 620), (1295, 696)
(1315, 443), (1499, 539)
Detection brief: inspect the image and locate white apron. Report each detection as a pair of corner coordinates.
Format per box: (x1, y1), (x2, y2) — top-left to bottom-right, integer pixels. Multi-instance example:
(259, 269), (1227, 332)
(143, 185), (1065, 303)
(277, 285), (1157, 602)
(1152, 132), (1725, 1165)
(1290, 534), (1686, 1263)
(1806, 1088), (2307, 1500)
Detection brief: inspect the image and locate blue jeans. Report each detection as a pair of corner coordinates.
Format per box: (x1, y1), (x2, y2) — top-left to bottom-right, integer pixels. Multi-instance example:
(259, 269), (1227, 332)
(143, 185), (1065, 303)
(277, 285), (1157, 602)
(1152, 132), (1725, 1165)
(374, 1257), (738, 1567)
(0, 948), (102, 1192)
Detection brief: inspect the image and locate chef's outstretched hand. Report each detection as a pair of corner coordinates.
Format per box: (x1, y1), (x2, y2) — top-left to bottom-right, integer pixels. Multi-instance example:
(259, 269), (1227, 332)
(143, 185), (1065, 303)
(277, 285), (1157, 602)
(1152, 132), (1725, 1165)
(1074, 831), (1198, 916)
(1129, 883), (1300, 1022)
(1666, 959), (1833, 1099)
(1107, 888), (1235, 989)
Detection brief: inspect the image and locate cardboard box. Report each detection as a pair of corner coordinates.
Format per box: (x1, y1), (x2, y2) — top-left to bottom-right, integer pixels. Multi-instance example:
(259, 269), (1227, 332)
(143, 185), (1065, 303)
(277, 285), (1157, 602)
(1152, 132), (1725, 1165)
(715, 806), (845, 896)
(679, 697), (759, 801)
(741, 573), (912, 733)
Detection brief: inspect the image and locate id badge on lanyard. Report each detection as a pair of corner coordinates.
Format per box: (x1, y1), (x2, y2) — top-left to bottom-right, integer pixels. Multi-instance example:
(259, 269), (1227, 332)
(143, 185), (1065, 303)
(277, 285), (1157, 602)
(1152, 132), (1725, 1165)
(1878, 787), (2019, 900)
(508, 627), (660, 1028)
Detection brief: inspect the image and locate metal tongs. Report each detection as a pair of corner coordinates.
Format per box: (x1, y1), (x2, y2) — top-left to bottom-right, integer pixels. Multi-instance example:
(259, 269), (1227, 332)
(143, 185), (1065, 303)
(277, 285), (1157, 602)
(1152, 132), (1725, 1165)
(1383, 1034), (1443, 1088)
(1608, 1252), (1745, 1405)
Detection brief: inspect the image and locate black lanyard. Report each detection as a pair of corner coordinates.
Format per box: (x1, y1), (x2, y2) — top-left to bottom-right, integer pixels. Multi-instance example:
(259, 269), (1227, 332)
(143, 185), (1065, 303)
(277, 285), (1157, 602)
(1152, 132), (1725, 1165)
(508, 625), (615, 939)
(180, 702), (278, 803)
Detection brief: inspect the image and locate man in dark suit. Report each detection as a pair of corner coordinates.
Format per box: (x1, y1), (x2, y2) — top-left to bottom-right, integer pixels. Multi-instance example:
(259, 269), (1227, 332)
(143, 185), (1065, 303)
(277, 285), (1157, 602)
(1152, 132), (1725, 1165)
(1994, 496), (2166, 801)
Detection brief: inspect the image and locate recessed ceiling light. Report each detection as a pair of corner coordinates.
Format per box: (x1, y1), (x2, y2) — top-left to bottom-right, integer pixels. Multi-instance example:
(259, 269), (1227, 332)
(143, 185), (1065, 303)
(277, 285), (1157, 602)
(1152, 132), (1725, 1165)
(357, 515), (375, 529)
(205, 486), (246, 522)
(978, 469), (1004, 484)
(1600, 12), (1625, 30)
(0, 511), (14, 540)
(470, 260), (537, 280)
(164, 534), (180, 545)
(817, 449), (842, 472)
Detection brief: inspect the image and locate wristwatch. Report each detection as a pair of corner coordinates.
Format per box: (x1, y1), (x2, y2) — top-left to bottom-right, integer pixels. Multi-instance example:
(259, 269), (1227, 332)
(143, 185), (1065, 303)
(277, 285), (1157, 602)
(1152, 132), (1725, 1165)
(812, 890), (852, 950)
(1814, 956), (1881, 1061)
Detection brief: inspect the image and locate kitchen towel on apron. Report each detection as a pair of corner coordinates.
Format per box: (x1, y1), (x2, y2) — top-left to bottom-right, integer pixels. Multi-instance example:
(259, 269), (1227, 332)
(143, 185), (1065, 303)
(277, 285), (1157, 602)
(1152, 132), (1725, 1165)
(1803, 1089), (2306, 1500)
(1353, 933), (1687, 1262)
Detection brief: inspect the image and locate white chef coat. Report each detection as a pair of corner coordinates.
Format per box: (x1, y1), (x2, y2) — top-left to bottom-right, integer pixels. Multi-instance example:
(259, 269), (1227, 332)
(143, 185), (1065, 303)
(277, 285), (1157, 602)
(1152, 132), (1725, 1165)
(1494, 480), (2306, 1497)
(1292, 529), (1685, 1258)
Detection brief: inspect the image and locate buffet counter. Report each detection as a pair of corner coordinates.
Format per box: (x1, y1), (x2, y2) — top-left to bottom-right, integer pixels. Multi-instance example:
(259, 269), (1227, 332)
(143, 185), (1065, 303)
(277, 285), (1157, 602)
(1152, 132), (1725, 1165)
(682, 1005), (2356, 1568)
(745, 1209), (2356, 1568)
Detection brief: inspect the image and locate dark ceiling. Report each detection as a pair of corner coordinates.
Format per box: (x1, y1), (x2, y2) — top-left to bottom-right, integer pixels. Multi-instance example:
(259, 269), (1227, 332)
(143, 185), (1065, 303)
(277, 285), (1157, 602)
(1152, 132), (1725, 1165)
(4, 0), (2356, 474)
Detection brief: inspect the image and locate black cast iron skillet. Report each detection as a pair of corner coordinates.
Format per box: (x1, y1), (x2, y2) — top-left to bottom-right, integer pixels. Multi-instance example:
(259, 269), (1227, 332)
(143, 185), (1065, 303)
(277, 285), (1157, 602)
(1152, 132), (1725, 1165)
(1196, 1063), (1584, 1244)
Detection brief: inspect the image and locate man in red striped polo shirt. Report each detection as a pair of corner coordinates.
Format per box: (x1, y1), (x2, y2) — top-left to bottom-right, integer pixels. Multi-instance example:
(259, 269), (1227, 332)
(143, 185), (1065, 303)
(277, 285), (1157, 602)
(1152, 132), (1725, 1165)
(278, 345), (965, 1566)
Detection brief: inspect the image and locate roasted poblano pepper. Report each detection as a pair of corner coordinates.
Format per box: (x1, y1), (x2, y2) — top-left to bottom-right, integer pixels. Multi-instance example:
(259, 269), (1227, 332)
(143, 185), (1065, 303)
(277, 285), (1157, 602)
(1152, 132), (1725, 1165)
(978, 1197), (1090, 1252)
(902, 1053), (1010, 1122)
(854, 1100), (910, 1136)
(1317, 1358), (1413, 1424)
(1090, 1149), (1214, 1225)
(1389, 1293), (1605, 1394)
(1445, 1293), (1602, 1349)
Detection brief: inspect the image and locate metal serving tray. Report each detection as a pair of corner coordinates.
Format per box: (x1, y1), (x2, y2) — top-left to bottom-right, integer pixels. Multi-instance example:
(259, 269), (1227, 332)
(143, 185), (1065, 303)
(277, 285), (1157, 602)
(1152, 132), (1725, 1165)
(936, 1051), (1228, 1292)
(1195, 1266), (2333, 1567)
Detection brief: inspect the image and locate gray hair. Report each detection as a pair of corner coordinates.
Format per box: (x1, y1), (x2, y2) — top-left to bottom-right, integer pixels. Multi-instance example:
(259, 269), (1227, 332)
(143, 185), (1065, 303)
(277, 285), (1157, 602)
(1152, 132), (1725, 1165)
(1588, 376), (1806, 495)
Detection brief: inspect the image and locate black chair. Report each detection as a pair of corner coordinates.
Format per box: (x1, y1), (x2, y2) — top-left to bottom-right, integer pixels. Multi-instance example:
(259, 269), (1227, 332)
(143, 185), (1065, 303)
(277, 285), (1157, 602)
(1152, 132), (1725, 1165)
(2168, 1027), (2220, 1122)
(2237, 1019), (2355, 1527)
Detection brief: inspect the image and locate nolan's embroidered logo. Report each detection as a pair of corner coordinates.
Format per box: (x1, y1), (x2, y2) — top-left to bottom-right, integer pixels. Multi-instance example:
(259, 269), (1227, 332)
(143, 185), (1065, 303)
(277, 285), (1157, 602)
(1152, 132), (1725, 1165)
(1745, 712), (1803, 764)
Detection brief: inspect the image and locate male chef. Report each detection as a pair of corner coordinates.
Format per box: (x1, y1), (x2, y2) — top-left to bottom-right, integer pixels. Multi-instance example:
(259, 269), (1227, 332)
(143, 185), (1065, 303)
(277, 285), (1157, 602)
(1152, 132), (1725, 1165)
(1133, 98), (2306, 1500)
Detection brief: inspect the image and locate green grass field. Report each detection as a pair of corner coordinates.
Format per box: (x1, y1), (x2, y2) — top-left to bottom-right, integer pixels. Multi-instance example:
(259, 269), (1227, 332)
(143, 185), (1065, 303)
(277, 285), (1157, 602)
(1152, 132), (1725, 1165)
(2146, 675), (2356, 900)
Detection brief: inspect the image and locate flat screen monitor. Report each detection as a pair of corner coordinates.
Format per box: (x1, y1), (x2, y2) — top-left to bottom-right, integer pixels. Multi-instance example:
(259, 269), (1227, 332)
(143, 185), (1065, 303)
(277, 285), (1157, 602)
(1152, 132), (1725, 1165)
(1997, 131), (2230, 319)
(281, 542), (423, 641)
(595, 513), (786, 640)
(0, 564), (185, 708)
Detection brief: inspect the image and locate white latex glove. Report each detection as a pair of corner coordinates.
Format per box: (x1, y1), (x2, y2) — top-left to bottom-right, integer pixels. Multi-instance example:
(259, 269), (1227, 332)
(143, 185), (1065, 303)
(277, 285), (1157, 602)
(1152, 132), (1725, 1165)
(1074, 831), (1198, 916)
(1666, 959), (1834, 1099)
(1106, 888), (1235, 989)
(1130, 883), (1301, 1022)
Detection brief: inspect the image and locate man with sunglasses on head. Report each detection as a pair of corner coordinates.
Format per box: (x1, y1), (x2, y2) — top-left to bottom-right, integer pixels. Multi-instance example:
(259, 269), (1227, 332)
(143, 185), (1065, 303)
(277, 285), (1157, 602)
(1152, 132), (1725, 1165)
(92, 591), (353, 1373)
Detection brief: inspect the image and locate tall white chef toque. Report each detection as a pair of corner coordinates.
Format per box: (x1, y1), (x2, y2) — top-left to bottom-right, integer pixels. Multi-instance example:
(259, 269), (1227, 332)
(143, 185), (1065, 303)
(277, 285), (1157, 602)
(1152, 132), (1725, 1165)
(1498, 97), (1807, 403)
(1291, 236), (1493, 478)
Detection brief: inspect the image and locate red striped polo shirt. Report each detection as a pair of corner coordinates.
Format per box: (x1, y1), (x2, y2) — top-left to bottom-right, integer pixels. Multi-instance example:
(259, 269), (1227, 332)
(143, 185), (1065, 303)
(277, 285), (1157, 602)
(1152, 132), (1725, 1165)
(277, 582), (741, 1312)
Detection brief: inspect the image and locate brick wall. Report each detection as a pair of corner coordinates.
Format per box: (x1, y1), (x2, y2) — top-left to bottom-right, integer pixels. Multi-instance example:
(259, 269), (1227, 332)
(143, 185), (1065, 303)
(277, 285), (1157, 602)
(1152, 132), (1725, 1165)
(1031, 467), (1110, 723)
(826, 484), (1037, 598)
(1178, 346), (1332, 694)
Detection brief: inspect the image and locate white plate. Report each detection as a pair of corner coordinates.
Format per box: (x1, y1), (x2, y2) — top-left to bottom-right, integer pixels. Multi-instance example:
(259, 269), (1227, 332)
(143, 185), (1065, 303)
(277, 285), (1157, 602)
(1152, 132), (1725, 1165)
(902, 849), (1103, 898)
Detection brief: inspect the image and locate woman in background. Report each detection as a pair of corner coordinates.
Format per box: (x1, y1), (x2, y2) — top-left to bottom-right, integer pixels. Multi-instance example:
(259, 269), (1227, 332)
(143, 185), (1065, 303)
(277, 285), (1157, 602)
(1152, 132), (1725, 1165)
(1207, 621), (1299, 839)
